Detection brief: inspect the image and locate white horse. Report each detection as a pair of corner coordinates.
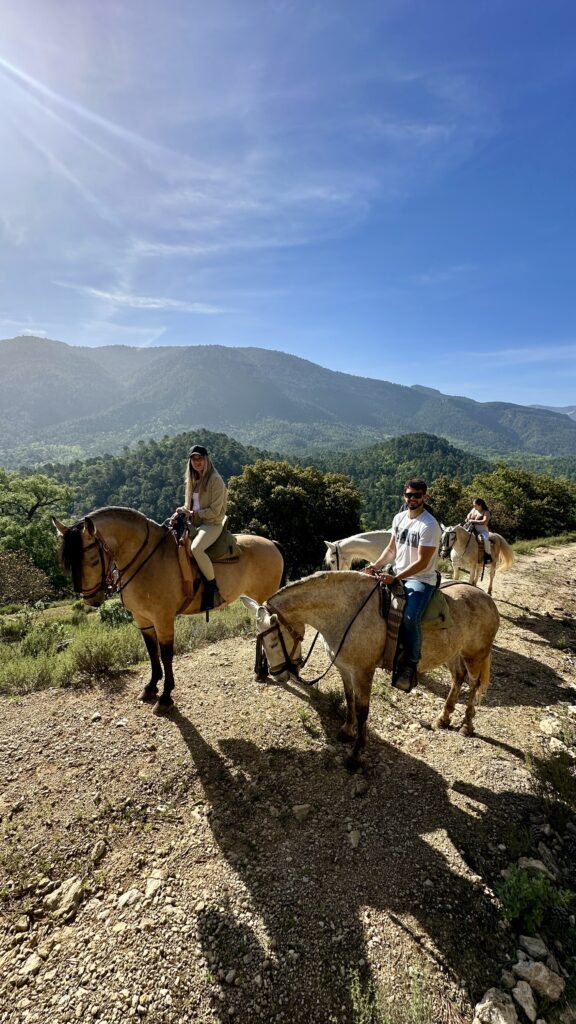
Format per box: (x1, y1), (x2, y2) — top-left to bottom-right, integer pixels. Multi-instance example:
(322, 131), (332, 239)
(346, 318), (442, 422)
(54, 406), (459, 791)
(324, 531), (391, 570)
(440, 524), (514, 595)
(243, 571), (500, 768)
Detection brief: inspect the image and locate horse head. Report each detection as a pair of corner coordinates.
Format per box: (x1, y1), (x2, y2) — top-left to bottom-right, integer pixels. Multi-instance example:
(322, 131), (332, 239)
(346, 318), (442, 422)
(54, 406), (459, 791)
(53, 515), (111, 606)
(241, 596), (303, 682)
(323, 541), (340, 570)
(439, 524), (457, 559)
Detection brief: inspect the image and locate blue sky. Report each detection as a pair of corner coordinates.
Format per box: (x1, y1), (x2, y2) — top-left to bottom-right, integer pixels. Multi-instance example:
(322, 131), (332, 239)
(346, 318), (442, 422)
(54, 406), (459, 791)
(1, 0), (575, 407)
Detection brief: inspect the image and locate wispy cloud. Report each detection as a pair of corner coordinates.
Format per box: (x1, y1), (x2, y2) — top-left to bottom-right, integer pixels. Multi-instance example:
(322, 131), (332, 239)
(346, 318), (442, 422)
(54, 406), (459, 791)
(56, 282), (226, 315)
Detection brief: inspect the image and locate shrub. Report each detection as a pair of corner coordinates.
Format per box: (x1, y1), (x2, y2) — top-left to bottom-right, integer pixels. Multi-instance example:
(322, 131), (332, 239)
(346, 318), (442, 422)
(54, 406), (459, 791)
(20, 620), (69, 657)
(98, 599), (133, 628)
(497, 866), (574, 933)
(0, 551), (53, 605)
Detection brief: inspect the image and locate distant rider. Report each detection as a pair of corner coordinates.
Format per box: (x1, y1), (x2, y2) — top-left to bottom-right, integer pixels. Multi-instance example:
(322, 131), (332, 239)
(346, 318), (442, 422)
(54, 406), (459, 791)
(465, 497), (492, 563)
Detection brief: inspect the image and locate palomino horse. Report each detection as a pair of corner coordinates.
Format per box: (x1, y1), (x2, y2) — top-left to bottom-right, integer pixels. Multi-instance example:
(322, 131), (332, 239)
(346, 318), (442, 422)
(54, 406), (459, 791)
(243, 571), (500, 768)
(324, 531), (391, 570)
(54, 506), (284, 711)
(440, 524), (514, 595)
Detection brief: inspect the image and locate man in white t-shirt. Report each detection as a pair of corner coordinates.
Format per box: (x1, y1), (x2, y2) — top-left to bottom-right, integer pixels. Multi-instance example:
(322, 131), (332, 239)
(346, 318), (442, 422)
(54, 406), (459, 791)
(364, 478), (441, 693)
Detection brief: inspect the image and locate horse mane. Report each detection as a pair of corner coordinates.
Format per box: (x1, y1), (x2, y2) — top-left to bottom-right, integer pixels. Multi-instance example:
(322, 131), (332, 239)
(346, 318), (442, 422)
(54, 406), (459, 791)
(88, 506), (159, 526)
(60, 526), (84, 592)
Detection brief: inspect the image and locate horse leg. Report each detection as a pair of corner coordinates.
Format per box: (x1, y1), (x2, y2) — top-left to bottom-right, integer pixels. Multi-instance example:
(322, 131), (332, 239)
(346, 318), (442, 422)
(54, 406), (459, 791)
(156, 640), (176, 712)
(346, 670), (374, 771)
(137, 628), (163, 703)
(336, 668), (357, 745)
(461, 651), (492, 736)
(436, 656), (466, 730)
(487, 564), (495, 596)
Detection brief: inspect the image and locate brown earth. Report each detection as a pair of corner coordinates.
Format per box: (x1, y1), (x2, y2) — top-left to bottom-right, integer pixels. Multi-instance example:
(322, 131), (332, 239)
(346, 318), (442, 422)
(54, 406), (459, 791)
(1, 545), (576, 1024)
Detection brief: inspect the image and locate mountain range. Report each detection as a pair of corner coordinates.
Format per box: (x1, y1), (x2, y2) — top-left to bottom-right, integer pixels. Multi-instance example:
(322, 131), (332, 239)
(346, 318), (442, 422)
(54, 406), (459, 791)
(1, 335), (575, 468)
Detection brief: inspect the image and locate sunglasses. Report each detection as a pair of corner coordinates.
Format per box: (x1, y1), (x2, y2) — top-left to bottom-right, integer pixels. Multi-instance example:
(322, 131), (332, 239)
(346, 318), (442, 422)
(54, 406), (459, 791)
(404, 491), (424, 499)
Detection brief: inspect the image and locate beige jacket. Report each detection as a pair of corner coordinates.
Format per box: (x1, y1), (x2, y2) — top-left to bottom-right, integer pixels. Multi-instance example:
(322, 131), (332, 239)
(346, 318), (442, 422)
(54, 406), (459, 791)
(194, 469), (228, 526)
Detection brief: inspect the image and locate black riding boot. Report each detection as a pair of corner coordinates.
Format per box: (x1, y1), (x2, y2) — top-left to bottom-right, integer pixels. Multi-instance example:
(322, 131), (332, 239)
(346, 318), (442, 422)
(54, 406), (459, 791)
(392, 659), (419, 693)
(202, 578), (224, 611)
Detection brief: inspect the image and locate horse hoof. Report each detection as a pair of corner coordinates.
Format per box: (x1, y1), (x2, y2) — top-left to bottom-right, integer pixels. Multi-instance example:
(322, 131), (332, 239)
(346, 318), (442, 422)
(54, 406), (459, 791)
(138, 688), (158, 704)
(345, 754), (362, 772)
(435, 716), (450, 730)
(153, 700), (175, 716)
(337, 727), (355, 745)
(460, 724), (474, 737)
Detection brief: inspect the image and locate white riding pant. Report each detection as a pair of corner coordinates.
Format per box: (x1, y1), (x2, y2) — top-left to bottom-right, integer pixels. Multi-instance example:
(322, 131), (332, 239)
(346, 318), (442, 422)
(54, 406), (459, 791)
(191, 522), (223, 581)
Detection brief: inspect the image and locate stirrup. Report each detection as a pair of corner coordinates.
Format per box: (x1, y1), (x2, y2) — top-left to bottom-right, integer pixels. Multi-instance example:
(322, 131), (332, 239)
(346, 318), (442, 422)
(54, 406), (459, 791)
(392, 661), (418, 693)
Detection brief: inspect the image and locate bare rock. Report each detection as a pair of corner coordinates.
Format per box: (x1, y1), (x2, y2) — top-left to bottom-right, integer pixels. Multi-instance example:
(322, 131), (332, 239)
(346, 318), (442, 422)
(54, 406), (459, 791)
(473, 987), (519, 1023)
(512, 980), (537, 1022)
(519, 935), (549, 960)
(517, 857), (556, 881)
(43, 876), (84, 919)
(513, 960), (565, 1001)
(292, 804), (311, 822)
(90, 839), (108, 864)
(117, 888), (143, 909)
(19, 953), (42, 978)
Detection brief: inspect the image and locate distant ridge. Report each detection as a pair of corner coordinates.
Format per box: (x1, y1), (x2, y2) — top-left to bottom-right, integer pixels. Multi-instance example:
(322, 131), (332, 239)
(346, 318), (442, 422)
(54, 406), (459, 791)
(1, 335), (576, 467)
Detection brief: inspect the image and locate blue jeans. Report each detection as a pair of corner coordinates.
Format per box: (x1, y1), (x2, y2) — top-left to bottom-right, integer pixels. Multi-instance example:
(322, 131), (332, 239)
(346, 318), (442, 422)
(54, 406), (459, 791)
(399, 580), (435, 663)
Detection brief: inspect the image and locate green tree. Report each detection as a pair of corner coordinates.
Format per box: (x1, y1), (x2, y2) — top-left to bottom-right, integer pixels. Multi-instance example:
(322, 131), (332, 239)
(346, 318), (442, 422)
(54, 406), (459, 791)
(427, 475), (468, 527)
(227, 460), (361, 578)
(463, 465), (576, 540)
(0, 470), (74, 586)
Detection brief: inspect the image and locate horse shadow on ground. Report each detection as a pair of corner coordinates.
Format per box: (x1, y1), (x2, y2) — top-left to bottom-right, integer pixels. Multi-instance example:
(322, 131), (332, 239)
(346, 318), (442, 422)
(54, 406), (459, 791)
(168, 680), (542, 1024)
(420, 642), (572, 715)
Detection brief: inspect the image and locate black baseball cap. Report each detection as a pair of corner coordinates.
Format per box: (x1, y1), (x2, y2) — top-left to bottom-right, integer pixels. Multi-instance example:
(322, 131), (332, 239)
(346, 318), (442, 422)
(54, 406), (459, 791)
(189, 444), (208, 457)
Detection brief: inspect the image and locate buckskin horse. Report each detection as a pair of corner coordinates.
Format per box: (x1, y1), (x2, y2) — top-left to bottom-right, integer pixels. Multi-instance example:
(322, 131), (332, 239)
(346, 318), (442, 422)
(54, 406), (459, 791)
(243, 571), (500, 769)
(440, 524), (514, 595)
(54, 506), (284, 711)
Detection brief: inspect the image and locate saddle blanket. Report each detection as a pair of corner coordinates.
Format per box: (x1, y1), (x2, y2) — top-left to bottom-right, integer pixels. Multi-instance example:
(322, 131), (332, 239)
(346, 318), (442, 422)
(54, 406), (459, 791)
(378, 584), (452, 673)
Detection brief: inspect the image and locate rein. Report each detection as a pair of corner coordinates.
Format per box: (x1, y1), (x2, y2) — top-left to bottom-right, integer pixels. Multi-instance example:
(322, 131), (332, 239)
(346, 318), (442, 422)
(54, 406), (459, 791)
(258, 580), (381, 687)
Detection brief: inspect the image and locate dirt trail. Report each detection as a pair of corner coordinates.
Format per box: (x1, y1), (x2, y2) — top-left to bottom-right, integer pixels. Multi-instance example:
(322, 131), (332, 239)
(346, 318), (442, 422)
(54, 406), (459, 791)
(1, 545), (575, 1024)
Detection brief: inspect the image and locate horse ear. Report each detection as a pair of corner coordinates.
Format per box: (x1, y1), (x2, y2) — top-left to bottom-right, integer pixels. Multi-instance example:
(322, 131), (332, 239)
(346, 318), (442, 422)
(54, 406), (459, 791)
(324, 541), (335, 550)
(52, 517), (68, 536)
(85, 517), (96, 536)
(240, 596), (260, 615)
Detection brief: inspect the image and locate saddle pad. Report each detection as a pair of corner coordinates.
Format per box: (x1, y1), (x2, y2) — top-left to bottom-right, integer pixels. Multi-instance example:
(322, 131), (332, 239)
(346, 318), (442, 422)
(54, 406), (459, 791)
(422, 588), (452, 629)
(379, 580), (406, 672)
(198, 527), (241, 562)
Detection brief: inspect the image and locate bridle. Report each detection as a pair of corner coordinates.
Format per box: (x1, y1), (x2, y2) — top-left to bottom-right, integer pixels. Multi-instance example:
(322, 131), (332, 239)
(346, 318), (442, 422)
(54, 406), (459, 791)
(440, 525), (474, 560)
(78, 520), (169, 600)
(330, 544), (341, 570)
(439, 528), (456, 560)
(255, 603), (304, 679)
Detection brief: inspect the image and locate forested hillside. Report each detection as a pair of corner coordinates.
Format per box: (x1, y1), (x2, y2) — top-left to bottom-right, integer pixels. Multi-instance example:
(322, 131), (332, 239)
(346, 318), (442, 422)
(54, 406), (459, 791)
(3, 336), (576, 467)
(45, 430), (272, 523)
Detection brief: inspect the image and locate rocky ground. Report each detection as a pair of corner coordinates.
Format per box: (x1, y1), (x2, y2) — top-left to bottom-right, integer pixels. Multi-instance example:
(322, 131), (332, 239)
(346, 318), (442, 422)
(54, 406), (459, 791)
(1, 545), (576, 1024)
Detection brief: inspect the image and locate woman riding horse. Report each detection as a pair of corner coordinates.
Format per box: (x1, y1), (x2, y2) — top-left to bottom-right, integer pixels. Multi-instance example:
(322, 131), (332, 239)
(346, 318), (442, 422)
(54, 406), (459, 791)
(171, 444), (227, 610)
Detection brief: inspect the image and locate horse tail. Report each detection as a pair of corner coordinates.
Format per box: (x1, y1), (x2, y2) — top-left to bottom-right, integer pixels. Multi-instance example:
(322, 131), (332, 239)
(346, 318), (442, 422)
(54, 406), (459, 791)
(494, 535), (515, 572)
(475, 650), (493, 706)
(271, 540), (287, 587)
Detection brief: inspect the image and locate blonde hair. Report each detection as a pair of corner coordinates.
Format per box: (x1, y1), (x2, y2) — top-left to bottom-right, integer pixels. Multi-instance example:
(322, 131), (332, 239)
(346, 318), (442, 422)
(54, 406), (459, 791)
(184, 454), (215, 509)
